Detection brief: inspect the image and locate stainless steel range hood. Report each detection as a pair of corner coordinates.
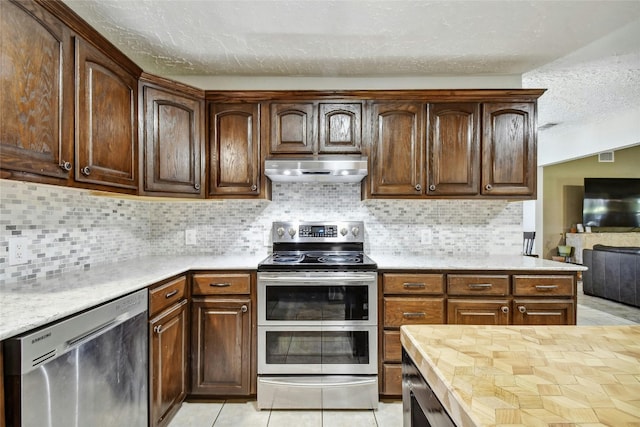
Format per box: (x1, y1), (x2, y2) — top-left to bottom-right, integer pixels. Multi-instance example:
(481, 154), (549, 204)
(264, 156), (368, 183)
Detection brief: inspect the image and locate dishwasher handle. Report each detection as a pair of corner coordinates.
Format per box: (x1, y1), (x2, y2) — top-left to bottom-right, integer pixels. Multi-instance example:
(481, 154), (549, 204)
(65, 313), (132, 350)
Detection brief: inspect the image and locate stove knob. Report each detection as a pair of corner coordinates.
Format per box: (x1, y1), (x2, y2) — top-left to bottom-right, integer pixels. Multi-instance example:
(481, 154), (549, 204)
(276, 227), (285, 237)
(340, 227), (348, 236)
(351, 226), (360, 237)
(288, 227), (296, 238)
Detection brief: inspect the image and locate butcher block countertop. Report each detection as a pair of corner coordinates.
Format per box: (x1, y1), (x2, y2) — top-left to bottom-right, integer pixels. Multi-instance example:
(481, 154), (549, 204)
(401, 324), (640, 427)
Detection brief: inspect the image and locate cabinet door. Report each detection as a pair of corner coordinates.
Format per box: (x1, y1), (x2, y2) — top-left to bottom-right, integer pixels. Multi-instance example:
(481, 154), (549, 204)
(269, 102), (315, 154)
(142, 85), (203, 196)
(481, 102), (536, 197)
(0, 1), (73, 181)
(512, 299), (575, 325)
(447, 299), (510, 325)
(209, 103), (260, 196)
(150, 300), (188, 427)
(427, 103), (479, 195)
(191, 298), (251, 395)
(318, 103), (362, 153)
(75, 38), (137, 190)
(370, 102), (424, 196)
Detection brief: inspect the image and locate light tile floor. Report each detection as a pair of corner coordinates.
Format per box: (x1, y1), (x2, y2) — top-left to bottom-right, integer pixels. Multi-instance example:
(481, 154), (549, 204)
(169, 283), (640, 427)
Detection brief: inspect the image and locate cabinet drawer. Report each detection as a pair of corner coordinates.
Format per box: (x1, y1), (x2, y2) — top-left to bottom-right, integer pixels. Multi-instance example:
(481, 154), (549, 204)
(382, 363), (403, 395)
(383, 330), (402, 362)
(192, 273), (251, 295)
(149, 276), (187, 317)
(447, 274), (509, 296)
(513, 275), (574, 296)
(384, 297), (445, 327)
(383, 273), (444, 295)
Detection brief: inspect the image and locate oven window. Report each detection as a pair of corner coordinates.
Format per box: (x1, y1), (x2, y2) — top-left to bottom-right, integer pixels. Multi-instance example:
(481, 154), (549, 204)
(265, 331), (370, 365)
(265, 285), (369, 321)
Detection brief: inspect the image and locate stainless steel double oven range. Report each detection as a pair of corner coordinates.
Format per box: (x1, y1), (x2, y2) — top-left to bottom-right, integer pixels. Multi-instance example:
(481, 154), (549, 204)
(257, 221), (378, 410)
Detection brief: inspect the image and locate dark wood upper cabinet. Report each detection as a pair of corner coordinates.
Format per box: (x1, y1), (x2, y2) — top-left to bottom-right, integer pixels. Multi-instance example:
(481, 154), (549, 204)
(75, 38), (138, 190)
(209, 103), (260, 196)
(0, 0), (74, 182)
(370, 102), (424, 196)
(318, 103), (362, 153)
(141, 79), (204, 197)
(427, 103), (480, 195)
(269, 102), (315, 154)
(482, 102), (536, 197)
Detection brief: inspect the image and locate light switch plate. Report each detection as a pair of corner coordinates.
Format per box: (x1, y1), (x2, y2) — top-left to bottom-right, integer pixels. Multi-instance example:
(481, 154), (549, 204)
(185, 229), (197, 245)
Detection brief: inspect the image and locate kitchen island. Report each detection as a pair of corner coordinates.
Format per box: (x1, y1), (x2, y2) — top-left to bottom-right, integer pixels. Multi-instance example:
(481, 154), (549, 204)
(401, 324), (640, 426)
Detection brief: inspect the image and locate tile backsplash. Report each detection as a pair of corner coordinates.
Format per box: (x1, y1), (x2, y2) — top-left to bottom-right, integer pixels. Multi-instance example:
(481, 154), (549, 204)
(1, 179), (522, 283)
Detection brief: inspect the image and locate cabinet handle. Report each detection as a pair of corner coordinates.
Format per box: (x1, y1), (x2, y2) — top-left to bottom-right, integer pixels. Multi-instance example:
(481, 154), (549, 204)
(81, 166), (91, 176)
(251, 184), (258, 191)
(468, 283), (492, 289)
(501, 306), (509, 314)
(534, 285), (558, 291)
(485, 184), (493, 191)
(403, 282), (426, 289)
(210, 282), (231, 287)
(403, 312), (426, 318)
(414, 184), (422, 192)
(165, 289), (178, 298)
(60, 161), (72, 171)
(241, 305), (248, 313)
(428, 184), (436, 191)
(518, 306), (527, 314)
(153, 325), (162, 334)
(194, 183), (201, 190)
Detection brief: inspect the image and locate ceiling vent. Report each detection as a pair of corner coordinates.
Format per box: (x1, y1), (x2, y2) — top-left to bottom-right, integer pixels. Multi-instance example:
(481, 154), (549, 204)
(598, 151), (615, 162)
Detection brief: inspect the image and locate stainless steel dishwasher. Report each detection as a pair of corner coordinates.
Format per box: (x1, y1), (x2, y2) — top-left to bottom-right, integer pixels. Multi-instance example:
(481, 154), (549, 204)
(3, 288), (148, 427)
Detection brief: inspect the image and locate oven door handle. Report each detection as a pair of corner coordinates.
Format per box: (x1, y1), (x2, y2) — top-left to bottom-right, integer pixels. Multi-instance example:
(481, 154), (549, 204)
(258, 274), (375, 283)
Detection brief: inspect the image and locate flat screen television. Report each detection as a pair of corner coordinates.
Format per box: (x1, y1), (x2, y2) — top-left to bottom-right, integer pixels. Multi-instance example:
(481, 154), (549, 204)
(583, 178), (640, 228)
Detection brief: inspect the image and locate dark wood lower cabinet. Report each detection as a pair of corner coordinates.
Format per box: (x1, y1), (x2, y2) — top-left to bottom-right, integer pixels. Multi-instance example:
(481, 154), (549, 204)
(149, 299), (188, 427)
(512, 299), (575, 325)
(190, 298), (252, 396)
(447, 299), (510, 325)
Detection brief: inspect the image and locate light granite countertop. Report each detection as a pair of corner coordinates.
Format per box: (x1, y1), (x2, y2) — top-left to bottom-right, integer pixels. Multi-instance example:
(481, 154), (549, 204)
(0, 254), (266, 341)
(1, 253), (585, 341)
(370, 253), (587, 271)
(401, 324), (640, 427)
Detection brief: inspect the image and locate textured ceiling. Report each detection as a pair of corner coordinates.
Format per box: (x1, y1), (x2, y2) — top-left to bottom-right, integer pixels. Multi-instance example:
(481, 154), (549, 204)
(61, 0), (640, 133)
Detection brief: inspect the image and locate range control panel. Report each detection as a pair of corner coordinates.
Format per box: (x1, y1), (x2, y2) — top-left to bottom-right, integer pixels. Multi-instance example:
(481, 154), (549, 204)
(299, 225), (337, 238)
(272, 221), (364, 243)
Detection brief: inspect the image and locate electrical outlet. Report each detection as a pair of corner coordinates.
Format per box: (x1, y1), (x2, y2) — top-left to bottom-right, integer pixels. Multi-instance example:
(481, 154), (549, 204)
(185, 229), (197, 245)
(9, 237), (30, 266)
(263, 230), (271, 247)
(420, 229), (432, 245)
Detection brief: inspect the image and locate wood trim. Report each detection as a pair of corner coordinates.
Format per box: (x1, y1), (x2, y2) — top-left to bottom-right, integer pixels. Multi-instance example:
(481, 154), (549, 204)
(205, 89), (546, 103)
(139, 73), (205, 99)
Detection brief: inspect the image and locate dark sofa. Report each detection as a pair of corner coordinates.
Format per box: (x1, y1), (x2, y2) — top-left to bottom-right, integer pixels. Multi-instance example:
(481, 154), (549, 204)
(583, 244), (640, 307)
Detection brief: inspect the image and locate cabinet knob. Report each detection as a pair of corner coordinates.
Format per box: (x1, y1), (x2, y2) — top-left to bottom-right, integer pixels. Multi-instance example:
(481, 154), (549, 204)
(241, 305), (248, 313)
(251, 184), (258, 191)
(428, 184), (436, 191)
(485, 184), (493, 191)
(81, 166), (92, 176)
(153, 325), (162, 334)
(518, 306), (527, 314)
(194, 183), (201, 190)
(60, 161), (72, 172)
(414, 184), (422, 192)
(501, 306), (509, 314)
